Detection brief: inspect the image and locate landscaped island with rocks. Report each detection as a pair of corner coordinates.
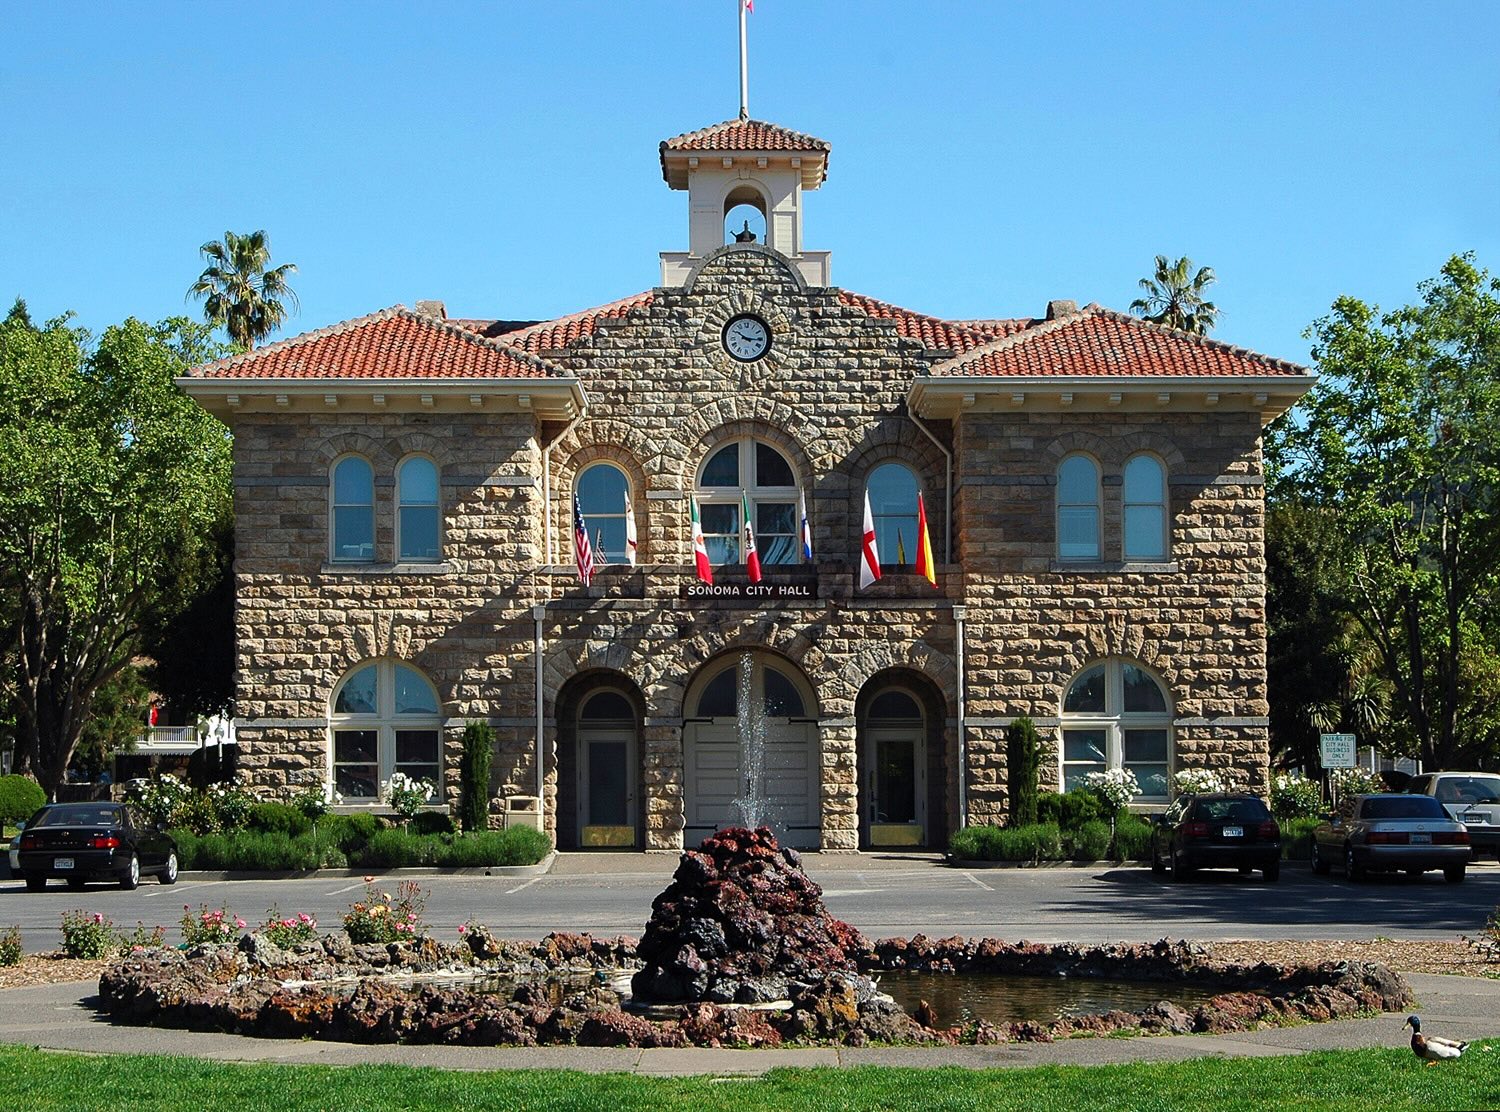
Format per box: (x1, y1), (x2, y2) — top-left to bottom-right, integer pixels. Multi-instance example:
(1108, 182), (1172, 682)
(97, 828), (1413, 1049)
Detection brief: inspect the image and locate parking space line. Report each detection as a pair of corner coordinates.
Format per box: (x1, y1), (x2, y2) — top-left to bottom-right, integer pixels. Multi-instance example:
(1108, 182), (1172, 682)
(962, 871), (994, 892)
(505, 876), (544, 895)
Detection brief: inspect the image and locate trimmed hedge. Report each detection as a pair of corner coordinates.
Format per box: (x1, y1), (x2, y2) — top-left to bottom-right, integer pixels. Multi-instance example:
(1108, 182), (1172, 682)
(246, 801), (313, 838)
(1280, 815), (1322, 860)
(1036, 789), (1108, 831)
(0, 775), (47, 826)
(169, 818), (551, 871)
(949, 822), (1063, 862)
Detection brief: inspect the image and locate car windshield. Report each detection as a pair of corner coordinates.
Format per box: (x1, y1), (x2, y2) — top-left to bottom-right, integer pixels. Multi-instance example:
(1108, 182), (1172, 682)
(1434, 776), (1500, 804)
(31, 805), (121, 828)
(1361, 796), (1447, 820)
(1193, 798), (1270, 823)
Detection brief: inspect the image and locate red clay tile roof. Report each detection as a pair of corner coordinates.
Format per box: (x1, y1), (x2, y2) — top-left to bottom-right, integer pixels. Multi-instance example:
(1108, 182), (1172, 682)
(662, 117), (830, 154)
(185, 306), (559, 380)
(838, 291), (1033, 355)
(456, 292), (655, 358)
(929, 304), (1307, 378)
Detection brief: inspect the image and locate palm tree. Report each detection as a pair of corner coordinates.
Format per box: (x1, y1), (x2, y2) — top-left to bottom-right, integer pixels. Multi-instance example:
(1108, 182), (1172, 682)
(1130, 254), (1219, 335)
(187, 230), (299, 350)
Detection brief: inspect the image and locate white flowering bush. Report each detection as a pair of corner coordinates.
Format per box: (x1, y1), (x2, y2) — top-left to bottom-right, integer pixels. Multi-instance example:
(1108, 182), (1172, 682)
(382, 772), (435, 823)
(126, 774), (191, 828)
(289, 781), (343, 820)
(1173, 768), (1232, 796)
(1270, 772), (1323, 819)
(1082, 768), (1141, 811)
(1330, 767), (1384, 797)
(206, 780), (257, 828)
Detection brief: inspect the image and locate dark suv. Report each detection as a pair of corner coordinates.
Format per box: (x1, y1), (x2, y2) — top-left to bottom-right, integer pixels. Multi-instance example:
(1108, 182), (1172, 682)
(1150, 793), (1281, 881)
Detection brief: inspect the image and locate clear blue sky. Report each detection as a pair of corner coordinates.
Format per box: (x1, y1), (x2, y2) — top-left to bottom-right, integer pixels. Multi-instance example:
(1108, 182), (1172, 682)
(3, 1), (1497, 366)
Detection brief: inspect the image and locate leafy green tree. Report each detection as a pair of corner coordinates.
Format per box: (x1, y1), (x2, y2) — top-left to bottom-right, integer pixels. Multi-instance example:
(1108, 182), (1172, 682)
(1266, 254), (1500, 770)
(187, 230), (298, 350)
(1130, 255), (1220, 334)
(73, 663), (151, 779)
(0, 312), (232, 797)
(142, 517), (235, 717)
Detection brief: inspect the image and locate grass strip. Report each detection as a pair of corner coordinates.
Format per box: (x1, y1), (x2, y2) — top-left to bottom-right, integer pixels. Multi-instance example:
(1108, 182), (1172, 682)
(0, 1043), (1497, 1111)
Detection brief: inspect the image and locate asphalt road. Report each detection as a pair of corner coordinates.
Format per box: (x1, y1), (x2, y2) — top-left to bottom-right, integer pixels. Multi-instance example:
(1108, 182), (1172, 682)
(3, 854), (1497, 952)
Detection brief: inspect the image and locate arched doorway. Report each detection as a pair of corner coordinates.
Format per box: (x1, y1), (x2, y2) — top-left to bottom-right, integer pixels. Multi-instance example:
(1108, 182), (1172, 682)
(683, 653), (820, 849)
(856, 672), (946, 848)
(555, 674), (644, 849)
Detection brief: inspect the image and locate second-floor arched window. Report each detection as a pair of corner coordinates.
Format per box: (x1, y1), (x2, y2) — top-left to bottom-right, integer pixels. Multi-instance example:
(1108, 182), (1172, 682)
(397, 457), (440, 562)
(1056, 454), (1101, 561)
(1123, 455), (1167, 562)
(577, 463), (631, 565)
(867, 463), (920, 566)
(695, 438), (800, 567)
(331, 456), (375, 563)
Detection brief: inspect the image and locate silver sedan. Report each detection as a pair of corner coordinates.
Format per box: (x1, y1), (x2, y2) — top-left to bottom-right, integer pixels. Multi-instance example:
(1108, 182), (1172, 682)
(1311, 793), (1471, 883)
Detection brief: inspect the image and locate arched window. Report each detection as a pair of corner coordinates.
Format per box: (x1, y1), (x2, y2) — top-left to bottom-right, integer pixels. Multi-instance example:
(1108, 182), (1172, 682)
(331, 456), (375, 563)
(577, 463), (631, 565)
(1123, 455), (1167, 562)
(1056, 455), (1101, 561)
(867, 463), (920, 566)
(330, 660), (442, 801)
(723, 183), (768, 245)
(688, 656), (812, 719)
(695, 438), (800, 567)
(1059, 660), (1172, 800)
(397, 457), (440, 563)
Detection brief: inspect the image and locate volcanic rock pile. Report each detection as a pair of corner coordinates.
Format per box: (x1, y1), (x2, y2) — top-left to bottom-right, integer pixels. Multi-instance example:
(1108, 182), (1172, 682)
(631, 826), (868, 1004)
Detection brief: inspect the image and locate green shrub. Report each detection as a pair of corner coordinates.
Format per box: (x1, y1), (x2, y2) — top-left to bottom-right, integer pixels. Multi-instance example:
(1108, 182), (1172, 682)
(1068, 819), (1111, 861)
(0, 925), (20, 966)
(459, 720), (494, 833)
(1037, 789), (1108, 832)
(59, 910), (117, 959)
(439, 827), (551, 867)
(356, 827), (442, 868)
(949, 822), (1063, 862)
(321, 812), (380, 853)
(171, 829), (326, 871)
(1280, 816), (1322, 860)
(181, 904), (241, 945)
(1112, 814), (1154, 861)
(1005, 716), (1043, 827)
(247, 802), (312, 838)
(411, 811), (456, 837)
(1270, 773), (1323, 820)
(0, 775), (46, 827)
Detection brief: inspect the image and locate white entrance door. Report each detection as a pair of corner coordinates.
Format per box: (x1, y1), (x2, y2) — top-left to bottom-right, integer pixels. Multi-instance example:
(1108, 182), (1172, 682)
(683, 720), (819, 849)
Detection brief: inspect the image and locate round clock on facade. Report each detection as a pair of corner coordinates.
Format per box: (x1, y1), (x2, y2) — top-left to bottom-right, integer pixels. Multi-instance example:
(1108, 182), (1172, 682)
(722, 314), (771, 362)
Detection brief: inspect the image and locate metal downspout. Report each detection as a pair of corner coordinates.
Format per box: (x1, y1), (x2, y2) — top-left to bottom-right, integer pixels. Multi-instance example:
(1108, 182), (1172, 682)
(907, 408), (953, 563)
(953, 605), (968, 828)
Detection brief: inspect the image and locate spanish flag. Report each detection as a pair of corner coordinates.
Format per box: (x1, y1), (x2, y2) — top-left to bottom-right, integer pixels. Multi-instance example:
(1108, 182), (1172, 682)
(915, 493), (936, 586)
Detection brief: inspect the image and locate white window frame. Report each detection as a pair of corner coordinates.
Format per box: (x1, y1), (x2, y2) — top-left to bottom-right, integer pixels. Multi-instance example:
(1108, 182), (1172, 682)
(1056, 453), (1102, 562)
(396, 455), (442, 563)
(576, 462), (632, 566)
(694, 437), (802, 568)
(1123, 453), (1168, 562)
(330, 455), (376, 563)
(329, 660), (443, 803)
(1058, 660), (1172, 802)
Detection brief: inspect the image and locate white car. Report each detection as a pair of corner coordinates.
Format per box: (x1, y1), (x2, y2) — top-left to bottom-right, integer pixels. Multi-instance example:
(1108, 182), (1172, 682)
(1406, 772), (1500, 861)
(7, 825), (20, 874)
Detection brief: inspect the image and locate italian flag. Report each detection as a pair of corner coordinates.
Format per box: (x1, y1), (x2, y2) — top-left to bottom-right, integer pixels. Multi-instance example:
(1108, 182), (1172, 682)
(690, 496), (713, 584)
(915, 493), (937, 586)
(742, 492), (762, 583)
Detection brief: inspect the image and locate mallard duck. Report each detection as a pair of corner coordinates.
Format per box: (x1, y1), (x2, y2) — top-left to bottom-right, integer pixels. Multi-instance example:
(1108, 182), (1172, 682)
(1405, 1015), (1467, 1065)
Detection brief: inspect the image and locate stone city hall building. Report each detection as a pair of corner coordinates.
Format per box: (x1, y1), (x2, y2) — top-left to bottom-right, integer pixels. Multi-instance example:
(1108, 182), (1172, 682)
(180, 116), (1314, 851)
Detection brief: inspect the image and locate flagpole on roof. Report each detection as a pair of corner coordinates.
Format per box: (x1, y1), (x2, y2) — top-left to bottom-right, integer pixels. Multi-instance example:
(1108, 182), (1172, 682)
(738, 0), (750, 120)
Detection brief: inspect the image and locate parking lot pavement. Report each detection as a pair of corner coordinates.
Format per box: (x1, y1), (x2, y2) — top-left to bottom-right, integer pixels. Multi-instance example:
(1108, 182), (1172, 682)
(2, 855), (1496, 953)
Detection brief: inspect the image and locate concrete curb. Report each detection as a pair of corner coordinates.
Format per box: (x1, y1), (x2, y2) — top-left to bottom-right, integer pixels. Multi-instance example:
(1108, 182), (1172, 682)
(176, 851), (556, 882)
(946, 857), (1148, 869)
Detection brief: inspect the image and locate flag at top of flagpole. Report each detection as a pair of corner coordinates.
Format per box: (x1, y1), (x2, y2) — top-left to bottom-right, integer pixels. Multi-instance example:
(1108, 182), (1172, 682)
(572, 494), (594, 587)
(915, 492), (937, 586)
(624, 490), (637, 566)
(858, 490), (882, 589)
(742, 492), (762, 583)
(690, 496), (713, 584)
(799, 489), (812, 562)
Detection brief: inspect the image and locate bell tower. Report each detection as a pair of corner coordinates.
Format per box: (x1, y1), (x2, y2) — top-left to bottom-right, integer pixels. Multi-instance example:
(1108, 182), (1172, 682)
(658, 118), (831, 287)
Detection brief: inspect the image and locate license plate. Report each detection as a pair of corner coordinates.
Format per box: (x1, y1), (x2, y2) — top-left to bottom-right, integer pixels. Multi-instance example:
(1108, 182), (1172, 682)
(1222, 826), (1243, 838)
(1410, 833), (1431, 844)
(55, 857), (74, 870)
(1463, 812), (1485, 824)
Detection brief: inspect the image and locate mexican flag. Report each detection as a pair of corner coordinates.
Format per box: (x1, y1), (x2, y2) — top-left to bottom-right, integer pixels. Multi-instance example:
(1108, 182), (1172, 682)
(742, 492), (762, 583)
(690, 496), (713, 584)
(915, 492), (937, 586)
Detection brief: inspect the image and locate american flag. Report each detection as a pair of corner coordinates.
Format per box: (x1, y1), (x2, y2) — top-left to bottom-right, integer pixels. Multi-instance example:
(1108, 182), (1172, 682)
(573, 495), (594, 586)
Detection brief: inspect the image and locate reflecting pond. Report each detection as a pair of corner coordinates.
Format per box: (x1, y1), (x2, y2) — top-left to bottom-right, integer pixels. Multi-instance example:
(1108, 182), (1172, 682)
(875, 972), (1219, 1028)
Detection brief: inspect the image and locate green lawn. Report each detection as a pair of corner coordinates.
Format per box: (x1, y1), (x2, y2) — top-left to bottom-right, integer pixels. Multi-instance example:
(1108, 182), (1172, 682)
(0, 1043), (1497, 1111)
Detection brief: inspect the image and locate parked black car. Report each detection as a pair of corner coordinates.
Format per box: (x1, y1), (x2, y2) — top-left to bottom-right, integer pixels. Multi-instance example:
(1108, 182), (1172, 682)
(15, 802), (178, 891)
(1150, 792), (1281, 881)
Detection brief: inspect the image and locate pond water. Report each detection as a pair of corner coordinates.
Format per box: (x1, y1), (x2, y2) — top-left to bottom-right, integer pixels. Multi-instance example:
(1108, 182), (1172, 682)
(874, 972), (1219, 1028)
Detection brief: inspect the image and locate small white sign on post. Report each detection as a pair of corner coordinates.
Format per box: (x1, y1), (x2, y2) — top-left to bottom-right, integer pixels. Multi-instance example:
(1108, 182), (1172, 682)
(1319, 733), (1357, 769)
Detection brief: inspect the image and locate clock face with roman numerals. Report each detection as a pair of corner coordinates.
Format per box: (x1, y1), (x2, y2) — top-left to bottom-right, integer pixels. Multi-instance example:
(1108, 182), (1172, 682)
(722, 314), (771, 362)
